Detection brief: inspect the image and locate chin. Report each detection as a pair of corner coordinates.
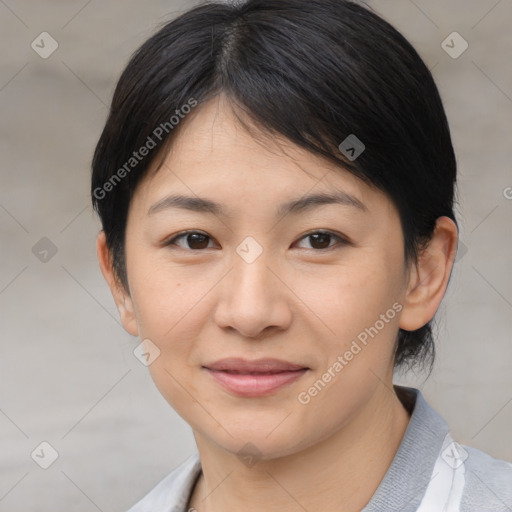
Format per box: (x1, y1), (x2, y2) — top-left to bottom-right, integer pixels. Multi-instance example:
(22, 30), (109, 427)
(199, 422), (309, 462)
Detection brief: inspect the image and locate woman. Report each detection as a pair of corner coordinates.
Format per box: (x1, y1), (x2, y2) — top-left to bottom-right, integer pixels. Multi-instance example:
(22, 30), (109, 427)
(91, 0), (512, 510)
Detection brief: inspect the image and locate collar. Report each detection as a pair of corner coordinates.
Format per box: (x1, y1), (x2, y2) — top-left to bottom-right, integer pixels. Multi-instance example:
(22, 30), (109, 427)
(362, 385), (451, 511)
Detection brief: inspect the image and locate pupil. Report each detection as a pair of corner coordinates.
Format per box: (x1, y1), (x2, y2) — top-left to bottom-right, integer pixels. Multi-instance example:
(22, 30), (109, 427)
(310, 233), (330, 249)
(188, 233), (209, 249)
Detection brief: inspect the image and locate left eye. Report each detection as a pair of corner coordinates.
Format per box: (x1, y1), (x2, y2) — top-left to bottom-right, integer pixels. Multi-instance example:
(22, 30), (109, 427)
(294, 231), (346, 250)
(164, 230), (347, 251)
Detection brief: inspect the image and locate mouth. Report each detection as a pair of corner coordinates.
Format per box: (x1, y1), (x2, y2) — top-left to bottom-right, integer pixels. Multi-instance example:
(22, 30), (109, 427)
(202, 358), (309, 397)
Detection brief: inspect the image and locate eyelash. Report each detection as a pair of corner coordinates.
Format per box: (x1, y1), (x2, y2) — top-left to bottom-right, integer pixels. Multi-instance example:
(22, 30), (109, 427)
(163, 230), (349, 252)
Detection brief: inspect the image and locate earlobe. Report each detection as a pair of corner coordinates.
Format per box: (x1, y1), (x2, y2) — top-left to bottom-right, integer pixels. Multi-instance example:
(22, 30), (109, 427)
(96, 231), (139, 337)
(399, 217), (458, 332)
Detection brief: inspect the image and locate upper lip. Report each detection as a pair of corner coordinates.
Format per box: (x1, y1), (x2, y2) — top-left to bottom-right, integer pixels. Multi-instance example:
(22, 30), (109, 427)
(203, 358), (308, 374)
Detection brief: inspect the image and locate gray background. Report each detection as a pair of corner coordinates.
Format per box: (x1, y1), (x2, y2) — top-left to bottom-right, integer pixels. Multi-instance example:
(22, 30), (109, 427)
(0, 0), (511, 510)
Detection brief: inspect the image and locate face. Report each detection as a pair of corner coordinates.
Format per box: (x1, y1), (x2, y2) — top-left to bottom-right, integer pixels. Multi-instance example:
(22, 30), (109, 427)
(102, 95), (430, 460)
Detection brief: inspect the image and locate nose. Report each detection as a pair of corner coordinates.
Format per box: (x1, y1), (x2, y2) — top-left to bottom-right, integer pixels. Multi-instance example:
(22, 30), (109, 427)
(213, 250), (293, 339)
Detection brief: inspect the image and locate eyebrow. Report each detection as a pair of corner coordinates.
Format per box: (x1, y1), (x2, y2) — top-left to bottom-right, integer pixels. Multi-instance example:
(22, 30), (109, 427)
(147, 191), (367, 218)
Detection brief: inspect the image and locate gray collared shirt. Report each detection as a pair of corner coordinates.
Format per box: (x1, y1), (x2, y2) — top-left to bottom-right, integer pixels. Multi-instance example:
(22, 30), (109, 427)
(127, 385), (512, 511)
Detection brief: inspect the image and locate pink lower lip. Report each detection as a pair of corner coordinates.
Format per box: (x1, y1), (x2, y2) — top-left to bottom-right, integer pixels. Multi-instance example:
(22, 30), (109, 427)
(204, 368), (308, 397)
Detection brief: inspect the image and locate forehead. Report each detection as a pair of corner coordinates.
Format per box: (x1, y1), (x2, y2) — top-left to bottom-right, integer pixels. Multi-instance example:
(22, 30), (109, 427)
(131, 96), (395, 222)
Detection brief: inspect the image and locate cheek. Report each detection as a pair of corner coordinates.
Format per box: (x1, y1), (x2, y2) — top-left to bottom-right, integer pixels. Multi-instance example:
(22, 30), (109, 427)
(127, 263), (213, 397)
(299, 257), (401, 344)
(295, 255), (405, 415)
(127, 253), (197, 338)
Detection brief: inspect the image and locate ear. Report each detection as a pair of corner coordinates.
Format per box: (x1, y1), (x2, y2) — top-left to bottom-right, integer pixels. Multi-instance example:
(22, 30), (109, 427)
(399, 216), (458, 331)
(96, 231), (139, 337)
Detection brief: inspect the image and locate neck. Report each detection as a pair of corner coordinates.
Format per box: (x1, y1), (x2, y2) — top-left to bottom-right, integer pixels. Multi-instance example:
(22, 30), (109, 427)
(189, 384), (411, 512)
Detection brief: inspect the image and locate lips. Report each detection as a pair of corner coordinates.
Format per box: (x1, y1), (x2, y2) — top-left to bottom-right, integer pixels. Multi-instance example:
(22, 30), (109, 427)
(203, 358), (309, 397)
(204, 357), (307, 373)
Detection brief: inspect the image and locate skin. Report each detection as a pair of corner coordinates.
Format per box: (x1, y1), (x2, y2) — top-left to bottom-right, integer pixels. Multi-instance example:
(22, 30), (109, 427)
(97, 94), (458, 512)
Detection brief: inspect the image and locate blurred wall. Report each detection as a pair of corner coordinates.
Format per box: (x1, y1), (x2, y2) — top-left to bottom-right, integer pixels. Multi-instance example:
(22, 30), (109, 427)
(0, 0), (511, 510)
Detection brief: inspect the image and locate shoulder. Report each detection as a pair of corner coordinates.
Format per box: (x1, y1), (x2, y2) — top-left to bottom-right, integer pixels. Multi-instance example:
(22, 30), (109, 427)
(391, 386), (512, 512)
(459, 443), (512, 511)
(126, 453), (202, 512)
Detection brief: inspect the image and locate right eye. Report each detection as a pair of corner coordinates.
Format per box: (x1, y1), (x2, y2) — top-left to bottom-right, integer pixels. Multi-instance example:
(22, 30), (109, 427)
(163, 231), (217, 251)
